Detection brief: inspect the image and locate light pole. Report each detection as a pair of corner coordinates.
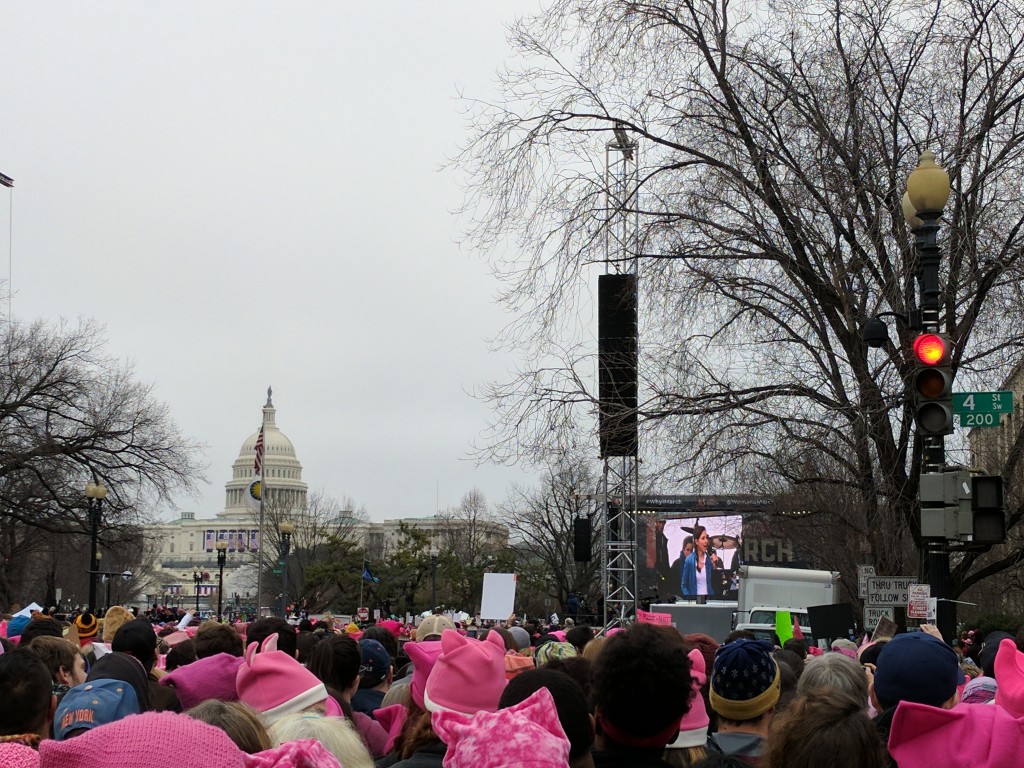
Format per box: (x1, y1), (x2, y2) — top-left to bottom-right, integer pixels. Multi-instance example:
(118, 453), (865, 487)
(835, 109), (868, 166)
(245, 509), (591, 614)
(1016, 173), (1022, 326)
(84, 480), (108, 611)
(216, 540), (228, 621)
(95, 551), (105, 613)
(278, 521), (295, 619)
(429, 546), (438, 613)
(193, 570), (204, 614)
(905, 150), (955, 642)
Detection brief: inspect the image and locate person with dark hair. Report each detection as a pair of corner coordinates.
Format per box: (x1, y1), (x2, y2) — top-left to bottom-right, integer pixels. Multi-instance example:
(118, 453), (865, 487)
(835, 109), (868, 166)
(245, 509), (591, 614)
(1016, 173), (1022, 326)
(246, 616), (297, 657)
(592, 623), (691, 766)
(565, 624), (594, 654)
(193, 621), (244, 658)
(682, 525), (721, 598)
(723, 629), (756, 644)
(542, 656), (593, 703)
(772, 650), (803, 682)
(113, 618), (181, 712)
(763, 689), (885, 768)
(481, 626), (517, 653)
(87, 652), (153, 712)
(781, 638), (806, 661)
(165, 638), (197, 672)
(500, 667), (595, 768)
(19, 617), (65, 646)
(0, 649), (56, 747)
(296, 630), (324, 665)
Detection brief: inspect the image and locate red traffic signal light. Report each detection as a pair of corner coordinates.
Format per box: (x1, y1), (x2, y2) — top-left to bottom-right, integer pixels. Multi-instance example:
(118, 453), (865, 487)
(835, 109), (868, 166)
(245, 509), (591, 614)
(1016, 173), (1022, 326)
(912, 333), (949, 365)
(911, 333), (954, 436)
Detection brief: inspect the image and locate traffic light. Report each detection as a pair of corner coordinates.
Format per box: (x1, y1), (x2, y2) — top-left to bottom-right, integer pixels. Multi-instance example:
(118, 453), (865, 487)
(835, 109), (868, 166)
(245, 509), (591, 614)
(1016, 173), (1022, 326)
(911, 333), (954, 436)
(972, 474), (1005, 545)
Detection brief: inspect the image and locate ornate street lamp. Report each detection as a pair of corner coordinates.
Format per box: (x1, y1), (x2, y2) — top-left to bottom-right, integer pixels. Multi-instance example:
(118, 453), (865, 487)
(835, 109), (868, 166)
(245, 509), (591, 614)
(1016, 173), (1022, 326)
(84, 480), (108, 611)
(278, 521), (295, 618)
(216, 540), (228, 621)
(429, 546), (439, 613)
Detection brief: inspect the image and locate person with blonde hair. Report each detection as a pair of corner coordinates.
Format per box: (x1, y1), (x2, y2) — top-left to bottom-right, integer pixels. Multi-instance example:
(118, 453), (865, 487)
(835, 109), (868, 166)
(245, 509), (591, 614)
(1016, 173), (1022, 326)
(187, 700), (272, 754)
(269, 712), (374, 768)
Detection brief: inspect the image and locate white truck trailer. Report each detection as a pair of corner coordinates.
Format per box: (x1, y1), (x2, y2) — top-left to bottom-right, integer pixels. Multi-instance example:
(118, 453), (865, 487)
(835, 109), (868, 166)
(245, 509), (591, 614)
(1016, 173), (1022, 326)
(732, 565), (841, 643)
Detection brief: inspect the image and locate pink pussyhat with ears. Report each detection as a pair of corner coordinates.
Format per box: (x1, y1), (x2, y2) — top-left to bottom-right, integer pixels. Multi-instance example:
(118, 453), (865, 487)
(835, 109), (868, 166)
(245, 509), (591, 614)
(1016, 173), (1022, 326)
(405, 640), (444, 710)
(423, 630), (507, 715)
(995, 638), (1024, 717)
(432, 687), (570, 768)
(889, 699), (1024, 768)
(235, 633), (328, 723)
(667, 648), (710, 749)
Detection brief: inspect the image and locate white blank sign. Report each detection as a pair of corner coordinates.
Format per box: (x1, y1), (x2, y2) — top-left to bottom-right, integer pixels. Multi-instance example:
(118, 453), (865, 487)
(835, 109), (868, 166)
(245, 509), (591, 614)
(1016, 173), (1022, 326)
(480, 573), (516, 620)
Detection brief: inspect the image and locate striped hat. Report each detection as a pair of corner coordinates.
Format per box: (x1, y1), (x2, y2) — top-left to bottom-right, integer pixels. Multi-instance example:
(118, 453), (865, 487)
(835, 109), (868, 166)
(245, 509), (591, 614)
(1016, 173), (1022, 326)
(74, 613), (99, 640)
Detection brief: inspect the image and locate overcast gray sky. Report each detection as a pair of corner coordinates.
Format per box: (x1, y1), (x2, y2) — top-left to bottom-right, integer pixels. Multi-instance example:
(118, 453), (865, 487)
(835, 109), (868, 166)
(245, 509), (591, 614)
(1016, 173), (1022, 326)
(0, 3), (549, 522)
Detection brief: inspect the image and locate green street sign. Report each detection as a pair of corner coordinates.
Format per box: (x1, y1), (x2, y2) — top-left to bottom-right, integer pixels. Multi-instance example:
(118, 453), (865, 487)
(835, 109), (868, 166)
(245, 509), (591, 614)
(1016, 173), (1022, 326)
(954, 391), (1013, 428)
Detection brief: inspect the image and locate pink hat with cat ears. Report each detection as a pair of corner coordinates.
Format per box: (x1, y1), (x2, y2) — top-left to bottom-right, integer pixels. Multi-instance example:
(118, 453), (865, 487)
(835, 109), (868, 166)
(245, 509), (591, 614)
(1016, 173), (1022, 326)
(423, 630), (507, 715)
(432, 687), (570, 768)
(235, 633), (327, 723)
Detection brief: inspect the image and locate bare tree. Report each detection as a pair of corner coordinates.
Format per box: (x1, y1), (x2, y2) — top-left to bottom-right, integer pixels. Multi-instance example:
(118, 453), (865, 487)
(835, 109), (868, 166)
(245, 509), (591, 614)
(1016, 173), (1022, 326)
(0, 319), (204, 608)
(500, 454), (604, 614)
(244, 490), (368, 612)
(457, 0), (1024, 596)
(436, 489), (516, 610)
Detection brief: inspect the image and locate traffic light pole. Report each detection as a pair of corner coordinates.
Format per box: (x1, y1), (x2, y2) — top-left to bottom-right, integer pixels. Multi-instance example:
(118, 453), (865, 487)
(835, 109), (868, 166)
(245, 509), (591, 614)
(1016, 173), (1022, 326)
(913, 200), (954, 642)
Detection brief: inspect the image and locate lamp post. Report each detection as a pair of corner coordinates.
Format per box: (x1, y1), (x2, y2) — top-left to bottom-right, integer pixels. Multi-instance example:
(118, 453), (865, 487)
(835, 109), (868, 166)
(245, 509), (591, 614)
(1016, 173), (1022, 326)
(95, 551), (105, 613)
(278, 521), (295, 619)
(193, 570), (203, 614)
(903, 150), (955, 642)
(216, 540), (228, 621)
(429, 546), (438, 613)
(84, 480), (108, 611)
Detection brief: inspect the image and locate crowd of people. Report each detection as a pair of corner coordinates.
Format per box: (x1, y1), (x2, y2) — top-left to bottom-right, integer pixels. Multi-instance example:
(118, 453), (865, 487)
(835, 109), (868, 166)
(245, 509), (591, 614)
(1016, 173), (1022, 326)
(0, 605), (1023, 767)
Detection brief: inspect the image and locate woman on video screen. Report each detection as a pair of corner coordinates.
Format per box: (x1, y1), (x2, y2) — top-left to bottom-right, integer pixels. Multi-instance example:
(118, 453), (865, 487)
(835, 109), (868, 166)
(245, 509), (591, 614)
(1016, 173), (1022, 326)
(681, 524), (721, 597)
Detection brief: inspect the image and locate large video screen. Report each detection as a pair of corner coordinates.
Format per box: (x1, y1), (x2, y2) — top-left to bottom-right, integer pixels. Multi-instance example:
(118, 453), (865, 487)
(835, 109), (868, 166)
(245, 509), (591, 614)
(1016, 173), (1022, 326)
(638, 515), (744, 602)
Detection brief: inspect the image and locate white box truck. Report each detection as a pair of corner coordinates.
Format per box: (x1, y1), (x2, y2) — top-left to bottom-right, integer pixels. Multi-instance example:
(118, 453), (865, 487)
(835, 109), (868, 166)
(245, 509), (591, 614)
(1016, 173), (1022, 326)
(732, 565), (841, 644)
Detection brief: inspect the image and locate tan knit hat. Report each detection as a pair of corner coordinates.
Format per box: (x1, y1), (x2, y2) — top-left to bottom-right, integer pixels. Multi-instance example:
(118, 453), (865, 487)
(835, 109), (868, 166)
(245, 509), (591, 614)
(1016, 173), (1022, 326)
(101, 606), (135, 643)
(416, 614), (455, 641)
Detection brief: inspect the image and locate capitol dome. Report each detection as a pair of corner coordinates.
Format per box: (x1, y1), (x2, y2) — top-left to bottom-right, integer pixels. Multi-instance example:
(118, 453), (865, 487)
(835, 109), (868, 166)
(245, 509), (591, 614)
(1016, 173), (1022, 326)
(223, 387), (307, 514)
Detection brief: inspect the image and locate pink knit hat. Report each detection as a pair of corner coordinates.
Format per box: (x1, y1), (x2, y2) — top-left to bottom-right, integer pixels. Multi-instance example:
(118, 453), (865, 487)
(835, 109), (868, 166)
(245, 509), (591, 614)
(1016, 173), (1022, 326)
(995, 638), (1024, 717)
(161, 652), (243, 709)
(889, 699), (1024, 768)
(236, 634), (328, 723)
(0, 743), (38, 768)
(378, 619), (403, 637)
(405, 639), (444, 710)
(667, 648), (710, 749)
(375, 703), (410, 754)
(423, 629), (507, 714)
(432, 687), (570, 768)
(37, 711), (245, 768)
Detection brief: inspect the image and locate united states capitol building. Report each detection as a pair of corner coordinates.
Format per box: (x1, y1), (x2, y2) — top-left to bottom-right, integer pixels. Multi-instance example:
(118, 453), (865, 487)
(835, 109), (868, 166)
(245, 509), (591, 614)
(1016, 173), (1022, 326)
(145, 390), (507, 611)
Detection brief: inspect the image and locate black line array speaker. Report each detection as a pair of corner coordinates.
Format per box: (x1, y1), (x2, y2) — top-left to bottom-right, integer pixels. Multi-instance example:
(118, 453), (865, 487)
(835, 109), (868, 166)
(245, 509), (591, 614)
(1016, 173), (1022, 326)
(598, 273), (638, 457)
(573, 516), (593, 562)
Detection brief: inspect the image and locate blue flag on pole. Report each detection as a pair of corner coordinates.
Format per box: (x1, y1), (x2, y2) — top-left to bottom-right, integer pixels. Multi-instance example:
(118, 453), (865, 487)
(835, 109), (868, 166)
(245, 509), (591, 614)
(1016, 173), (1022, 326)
(362, 562), (381, 583)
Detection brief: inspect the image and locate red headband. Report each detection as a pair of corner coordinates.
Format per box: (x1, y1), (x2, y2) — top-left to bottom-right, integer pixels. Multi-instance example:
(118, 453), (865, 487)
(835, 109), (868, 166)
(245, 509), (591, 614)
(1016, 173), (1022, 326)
(597, 713), (680, 749)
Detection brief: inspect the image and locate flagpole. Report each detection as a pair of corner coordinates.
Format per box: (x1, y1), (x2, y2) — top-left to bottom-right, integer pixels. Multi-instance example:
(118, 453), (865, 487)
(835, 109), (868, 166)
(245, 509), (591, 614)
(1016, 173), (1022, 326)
(255, 392), (268, 617)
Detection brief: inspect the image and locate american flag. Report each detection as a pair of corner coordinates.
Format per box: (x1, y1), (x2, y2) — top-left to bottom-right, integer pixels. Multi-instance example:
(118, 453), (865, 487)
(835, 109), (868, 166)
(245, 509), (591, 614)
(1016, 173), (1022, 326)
(253, 425), (265, 475)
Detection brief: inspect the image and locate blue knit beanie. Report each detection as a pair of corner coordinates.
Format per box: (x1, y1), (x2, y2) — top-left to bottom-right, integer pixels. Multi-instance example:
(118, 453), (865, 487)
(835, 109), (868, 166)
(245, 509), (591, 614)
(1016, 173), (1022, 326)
(710, 639), (780, 720)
